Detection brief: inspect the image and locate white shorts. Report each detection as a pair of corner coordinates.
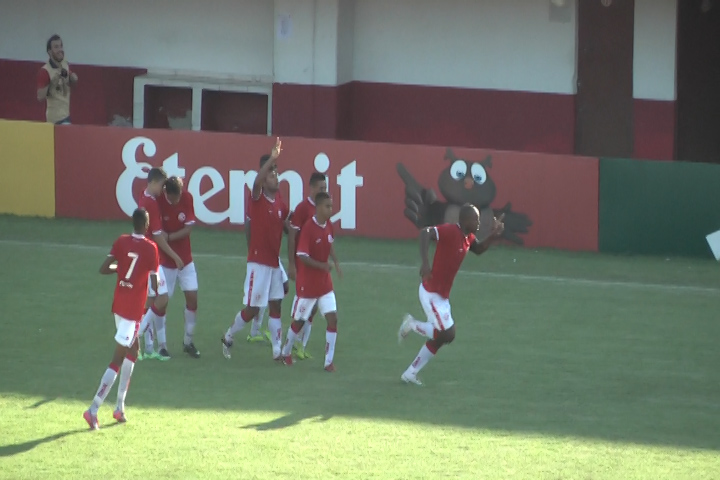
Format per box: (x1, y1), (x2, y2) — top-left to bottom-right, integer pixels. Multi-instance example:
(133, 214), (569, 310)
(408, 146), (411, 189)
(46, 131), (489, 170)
(243, 262), (286, 307)
(291, 292), (337, 321)
(114, 314), (139, 348)
(279, 259), (288, 283)
(418, 284), (454, 331)
(147, 266), (168, 297)
(164, 261), (198, 297)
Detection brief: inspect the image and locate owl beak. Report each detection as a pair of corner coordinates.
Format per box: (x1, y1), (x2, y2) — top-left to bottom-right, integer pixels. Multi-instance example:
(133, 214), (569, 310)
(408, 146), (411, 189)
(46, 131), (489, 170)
(464, 178), (474, 189)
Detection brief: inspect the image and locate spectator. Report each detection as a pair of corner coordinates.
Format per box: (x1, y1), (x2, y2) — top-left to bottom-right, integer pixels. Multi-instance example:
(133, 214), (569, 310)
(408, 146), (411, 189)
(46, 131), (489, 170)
(36, 34), (78, 124)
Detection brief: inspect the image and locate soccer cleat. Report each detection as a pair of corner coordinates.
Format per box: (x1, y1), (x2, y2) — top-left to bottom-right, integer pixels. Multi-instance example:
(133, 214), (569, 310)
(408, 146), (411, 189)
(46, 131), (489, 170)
(401, 372), (423, 386)
(263, 329), (272, 342)
(143, 351), (160, 360)
(183, 343), (201, 359)
(324, 363), (335, 372)
(113, 409), (127, 423)
(398, 314), (413, 344)
(282, 355), (293, 366)
(272, 346), (282, 362)
(83, 410), (99, 430)
(221, 337), (233, 359)
(157, 348), (171, 361)
(246, 333), (267, 344)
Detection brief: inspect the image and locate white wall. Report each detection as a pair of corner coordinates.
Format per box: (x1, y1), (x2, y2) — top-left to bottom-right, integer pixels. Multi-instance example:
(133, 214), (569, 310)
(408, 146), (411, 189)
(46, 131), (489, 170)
(0, 0), (274, 77)
(352, 0), (578, 94)
(633, 0), (677, 100)
(336, 0), (355, 85)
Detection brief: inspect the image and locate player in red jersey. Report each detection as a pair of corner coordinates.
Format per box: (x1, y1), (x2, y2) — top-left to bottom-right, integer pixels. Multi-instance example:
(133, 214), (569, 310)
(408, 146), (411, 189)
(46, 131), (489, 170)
(281, 192), (343, 371)
(157, 176), (201, 358)
(137, 167), (183, 361)
(285, 171), (328, 359)
(222, 138), (289, 360)
(244, 183), (290, 344)
(83, 208), (159, 430)
(397, 204), (505, 386)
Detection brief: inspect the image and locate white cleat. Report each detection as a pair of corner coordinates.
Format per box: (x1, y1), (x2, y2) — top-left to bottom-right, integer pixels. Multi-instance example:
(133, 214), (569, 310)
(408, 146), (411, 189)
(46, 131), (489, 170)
(401, 372), (424, 386)
(398, 314), (413, 344)
(221, 337), (233, 359)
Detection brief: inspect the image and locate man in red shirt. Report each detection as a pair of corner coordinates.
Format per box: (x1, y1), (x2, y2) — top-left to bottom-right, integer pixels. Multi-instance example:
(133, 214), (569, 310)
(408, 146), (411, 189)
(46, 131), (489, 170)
(222, 138), (289, 360)
(137, 167), (183, 361)
(285, 172), (328, 359)
(83, 208), (159, 430)
(397, 204), (505, 386)
(281, 192), (343, 371)
(244, 185), (290, 344)
(158, 176), (200, 359)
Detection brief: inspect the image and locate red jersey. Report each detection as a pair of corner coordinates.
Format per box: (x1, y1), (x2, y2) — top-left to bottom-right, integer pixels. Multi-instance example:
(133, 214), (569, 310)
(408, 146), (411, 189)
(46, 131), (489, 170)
(109, 233), (160, 321)
(289, 197), (316, 258)
(136, 190), (163, 239)
(296, 216), (334, 298)
(422, 223), (475, 299)
(247, 190), (289, 268)
(158, 191), (196, 267)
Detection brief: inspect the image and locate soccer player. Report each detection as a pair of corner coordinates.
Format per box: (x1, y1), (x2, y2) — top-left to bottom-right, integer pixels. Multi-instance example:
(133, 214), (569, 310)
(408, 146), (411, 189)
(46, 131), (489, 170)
(83, 208), (159, 430)
(281, 192), (342, 371)
(285, 172), (328, 359)
(397, 204), (505, 386)
(222, 138), (288, 360)
(136, 167), (183, 361)
(244, 187), (290, 344)
(158, 176), (200, 358)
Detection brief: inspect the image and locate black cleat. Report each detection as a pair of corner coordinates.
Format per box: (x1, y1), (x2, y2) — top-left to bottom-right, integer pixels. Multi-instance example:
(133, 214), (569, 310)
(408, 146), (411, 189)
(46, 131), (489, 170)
(183, 343), (201, 359)
(157, 348), (171, 361)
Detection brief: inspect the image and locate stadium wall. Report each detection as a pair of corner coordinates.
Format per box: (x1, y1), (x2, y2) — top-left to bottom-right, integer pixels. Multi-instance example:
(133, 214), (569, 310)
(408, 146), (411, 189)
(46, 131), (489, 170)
(0, 0), (676, 159)
(598, 158), (720, 258)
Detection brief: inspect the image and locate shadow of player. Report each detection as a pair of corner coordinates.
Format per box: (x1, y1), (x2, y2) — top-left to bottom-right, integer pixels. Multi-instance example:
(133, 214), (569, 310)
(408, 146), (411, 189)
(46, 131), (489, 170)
(0, 423), (122, 458)
(241, 412), (334, 431)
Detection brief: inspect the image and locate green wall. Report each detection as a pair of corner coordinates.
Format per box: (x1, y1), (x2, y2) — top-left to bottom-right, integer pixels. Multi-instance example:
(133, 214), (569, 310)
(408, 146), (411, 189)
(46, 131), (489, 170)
(599, 158), (720, 258)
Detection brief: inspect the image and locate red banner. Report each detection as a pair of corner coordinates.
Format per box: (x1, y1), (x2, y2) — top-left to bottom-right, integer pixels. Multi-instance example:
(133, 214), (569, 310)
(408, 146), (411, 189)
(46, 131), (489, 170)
(54, 125), (599, 250)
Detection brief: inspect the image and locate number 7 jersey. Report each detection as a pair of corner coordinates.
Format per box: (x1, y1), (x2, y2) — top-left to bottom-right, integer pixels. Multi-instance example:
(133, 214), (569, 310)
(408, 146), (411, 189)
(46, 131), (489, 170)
(109, 233), (160, 322)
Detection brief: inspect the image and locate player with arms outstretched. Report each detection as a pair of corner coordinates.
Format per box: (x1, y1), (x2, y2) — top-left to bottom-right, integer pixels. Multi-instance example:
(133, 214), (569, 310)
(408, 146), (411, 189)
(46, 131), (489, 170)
(158, 176), (200, 358)
(222, 138), (289, 360)
(137, 167), (184, 361)
(83, 208), (159, 429)
(281, 192), (342, 371)
(285, 171), (328, 359)
(397, 204), (504, 385)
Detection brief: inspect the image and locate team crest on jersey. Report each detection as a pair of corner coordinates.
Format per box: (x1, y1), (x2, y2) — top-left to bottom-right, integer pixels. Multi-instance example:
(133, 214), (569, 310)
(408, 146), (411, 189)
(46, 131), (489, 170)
(178, 212), (186, 222)
(328, 235), (334, 243)
(278, 210), (282, 218)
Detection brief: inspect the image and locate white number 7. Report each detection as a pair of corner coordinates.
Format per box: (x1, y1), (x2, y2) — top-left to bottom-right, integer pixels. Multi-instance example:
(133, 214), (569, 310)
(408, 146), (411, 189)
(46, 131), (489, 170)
(125, 252), (139, 280)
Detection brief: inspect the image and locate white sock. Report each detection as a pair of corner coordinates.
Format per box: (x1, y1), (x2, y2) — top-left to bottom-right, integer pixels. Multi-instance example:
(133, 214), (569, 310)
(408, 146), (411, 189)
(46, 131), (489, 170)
(282, 326), (299, 356)
(411, 319), (435, 339)
(116, 356), (136, 412)
(268, 316), (283, 355)
(140, 309), (156, 352)
(144, 328), (154, 353)
(406, 344), (435, 375)
(154, 315), (167, 350)
(89, 365), (119, 414)
(184, 307), (197, 345)
(250, 307), (267, 337)
(325, 329), (337, 367)
(225, 310), (249, 343)
(301, 320), (313, 349)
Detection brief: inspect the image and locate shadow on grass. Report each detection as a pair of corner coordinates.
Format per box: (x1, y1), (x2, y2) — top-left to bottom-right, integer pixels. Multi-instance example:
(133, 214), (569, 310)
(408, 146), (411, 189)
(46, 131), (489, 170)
(241, 412), (333, 431)
(0, 424), (120, 458)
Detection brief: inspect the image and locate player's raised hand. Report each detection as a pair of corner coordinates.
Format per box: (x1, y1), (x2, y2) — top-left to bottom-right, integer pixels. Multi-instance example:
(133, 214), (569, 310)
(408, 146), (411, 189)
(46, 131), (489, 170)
(492, 214), (505, 238)
(420, 262), (432, 282)
(270, 137), (282, 160)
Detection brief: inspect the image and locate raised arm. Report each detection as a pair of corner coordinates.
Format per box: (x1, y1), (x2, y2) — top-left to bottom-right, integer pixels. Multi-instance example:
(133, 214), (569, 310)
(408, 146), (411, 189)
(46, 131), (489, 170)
(252, 138), (282, 200)
(469, 214), (505, 256)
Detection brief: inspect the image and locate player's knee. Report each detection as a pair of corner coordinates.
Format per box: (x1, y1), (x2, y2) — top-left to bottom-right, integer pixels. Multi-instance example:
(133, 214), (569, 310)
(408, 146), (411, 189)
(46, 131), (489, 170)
(326, 313), (338, 331)
(154, 294), (169, 310)
(268, 302), (281, 318)
(443, 327), (456, 344)
(185, 296), (198, 311)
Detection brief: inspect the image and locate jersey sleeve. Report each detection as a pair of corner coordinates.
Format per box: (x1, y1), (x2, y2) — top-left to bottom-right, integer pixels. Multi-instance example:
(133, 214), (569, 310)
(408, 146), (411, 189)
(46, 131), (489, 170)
(149, 243), (160, 272)
(289, 206), (304, 230)
(468, 232), (477, 243)
(296, 225), (311, 257)
(434, 223), (453, 241)
(37, 68), (50, 90)
(109, 238), (121, 258)
(184, 193), (196, 225)
(146, 201), (163, 236)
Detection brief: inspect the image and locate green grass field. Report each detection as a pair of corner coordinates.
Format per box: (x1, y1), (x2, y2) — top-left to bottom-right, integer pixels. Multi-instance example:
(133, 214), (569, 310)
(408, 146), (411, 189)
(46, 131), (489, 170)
(1, 215), (719, 479)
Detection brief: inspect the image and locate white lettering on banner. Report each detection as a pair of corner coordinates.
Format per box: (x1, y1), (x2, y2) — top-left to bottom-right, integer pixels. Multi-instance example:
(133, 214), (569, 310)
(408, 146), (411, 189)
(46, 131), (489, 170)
(115, 138), (364, 229)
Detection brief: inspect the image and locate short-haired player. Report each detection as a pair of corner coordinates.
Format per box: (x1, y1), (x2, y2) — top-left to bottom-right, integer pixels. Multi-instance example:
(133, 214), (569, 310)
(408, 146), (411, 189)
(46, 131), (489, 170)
(158, 176), (200, 358)
(222, 138), (289, 360)
(245, 156), (291, 344)
(397, 204), (504, 385)
(281, 192), (343, 371)
(285, 171), (328, 359)
(83, 208), (159, 429)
